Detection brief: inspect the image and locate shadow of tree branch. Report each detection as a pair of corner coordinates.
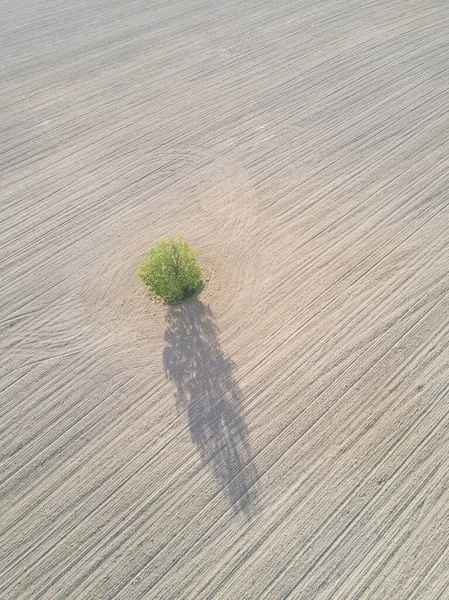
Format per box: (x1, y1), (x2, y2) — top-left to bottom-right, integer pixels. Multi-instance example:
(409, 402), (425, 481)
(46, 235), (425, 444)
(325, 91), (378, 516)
(163, 299), (259, 516)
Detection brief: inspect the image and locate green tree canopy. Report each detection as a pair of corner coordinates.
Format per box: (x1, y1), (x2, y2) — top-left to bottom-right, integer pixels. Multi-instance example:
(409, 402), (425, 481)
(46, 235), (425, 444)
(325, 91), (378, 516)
(139, 236), (202, 303)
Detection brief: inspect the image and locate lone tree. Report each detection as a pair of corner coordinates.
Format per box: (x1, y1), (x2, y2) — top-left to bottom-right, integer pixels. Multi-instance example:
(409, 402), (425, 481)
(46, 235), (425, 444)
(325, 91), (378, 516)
(139, 236), (203, 303)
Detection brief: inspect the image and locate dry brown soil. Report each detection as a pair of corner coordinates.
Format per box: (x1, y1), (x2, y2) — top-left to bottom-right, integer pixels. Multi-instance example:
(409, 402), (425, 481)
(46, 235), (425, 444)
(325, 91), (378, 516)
(1, 0), (449, 598)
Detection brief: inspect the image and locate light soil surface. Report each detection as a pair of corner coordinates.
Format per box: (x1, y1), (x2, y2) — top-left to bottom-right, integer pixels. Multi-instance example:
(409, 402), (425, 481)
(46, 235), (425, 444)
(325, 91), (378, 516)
(2, 1), (449, 598)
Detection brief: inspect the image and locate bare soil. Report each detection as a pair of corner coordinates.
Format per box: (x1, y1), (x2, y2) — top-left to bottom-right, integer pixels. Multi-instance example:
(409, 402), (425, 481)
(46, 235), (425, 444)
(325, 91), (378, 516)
(1, 1), (449, 598)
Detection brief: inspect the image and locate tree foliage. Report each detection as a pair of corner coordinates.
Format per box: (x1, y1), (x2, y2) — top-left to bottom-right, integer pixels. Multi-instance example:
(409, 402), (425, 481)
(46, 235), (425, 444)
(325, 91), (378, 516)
(139, 236), (202, 303)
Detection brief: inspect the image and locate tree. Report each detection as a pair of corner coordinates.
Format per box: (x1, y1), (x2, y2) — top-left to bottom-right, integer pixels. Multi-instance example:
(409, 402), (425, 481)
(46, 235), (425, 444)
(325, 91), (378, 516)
(139, 236), (202, 303)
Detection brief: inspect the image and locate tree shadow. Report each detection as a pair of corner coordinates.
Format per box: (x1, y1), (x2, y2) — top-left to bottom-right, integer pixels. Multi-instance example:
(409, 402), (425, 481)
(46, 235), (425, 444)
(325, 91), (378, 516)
(163, 299), (259, 517)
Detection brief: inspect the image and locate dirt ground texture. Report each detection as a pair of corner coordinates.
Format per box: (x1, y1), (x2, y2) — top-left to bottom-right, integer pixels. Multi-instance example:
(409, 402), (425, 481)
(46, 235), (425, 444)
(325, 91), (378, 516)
(1, 0), (449, 598)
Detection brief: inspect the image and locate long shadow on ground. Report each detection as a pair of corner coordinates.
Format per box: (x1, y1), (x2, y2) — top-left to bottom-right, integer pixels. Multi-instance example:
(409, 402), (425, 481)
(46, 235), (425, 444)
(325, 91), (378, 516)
(163, 299), (258, 516)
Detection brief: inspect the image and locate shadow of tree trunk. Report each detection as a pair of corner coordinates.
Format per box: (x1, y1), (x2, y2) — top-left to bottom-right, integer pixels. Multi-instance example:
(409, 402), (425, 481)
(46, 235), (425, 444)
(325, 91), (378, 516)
(163, 299), (259, 516)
